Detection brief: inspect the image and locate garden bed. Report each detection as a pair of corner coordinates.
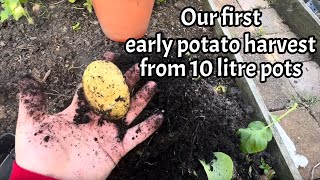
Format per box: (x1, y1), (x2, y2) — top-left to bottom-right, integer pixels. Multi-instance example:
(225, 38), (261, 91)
(0, 0), (290, 179)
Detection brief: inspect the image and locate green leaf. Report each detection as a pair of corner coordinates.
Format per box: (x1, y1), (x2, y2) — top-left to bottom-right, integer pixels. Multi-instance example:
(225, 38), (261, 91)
(72, 22), (81, 31)
(0, 0), (32, 23)
(12, 5), (25, 20)
(259, 158), (272, 174)
(236, 121), (272, 154)
(19, 0), (28, 4)
(83, 0), (92, 13)
(199, 152), (234, 180)
(0, 7), (12, 22)
(7, 0), (19, 10)
(68, 0), (76, 3)
(156, 0), (166, 4)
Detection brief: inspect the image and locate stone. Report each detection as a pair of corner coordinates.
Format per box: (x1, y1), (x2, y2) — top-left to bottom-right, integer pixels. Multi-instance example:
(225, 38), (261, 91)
(237, 0), (270, 10)
(254, 76), (299, 111)
(259, 8), (290, 35)
(289, 61), (320, 99)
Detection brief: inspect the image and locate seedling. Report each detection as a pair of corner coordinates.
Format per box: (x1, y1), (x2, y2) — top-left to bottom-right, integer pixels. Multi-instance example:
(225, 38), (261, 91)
(83, 0), (92, 13)
(199, 152), (234, 180)
(259, 158), (276, 180)
(214, 85), (227, 94)
(156, 0), (166, 5)
(69, 0), (92, 13)
(72, 22), (81, 31)
(259, 158), (272, 174)
(266, 0), (277, 5)
(256, 27), (265, 37)
(236, 103), (298, 154)
(0, 0), (33, 24)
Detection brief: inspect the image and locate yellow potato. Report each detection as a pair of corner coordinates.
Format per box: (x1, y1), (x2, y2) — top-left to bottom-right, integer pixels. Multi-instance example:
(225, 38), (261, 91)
(82, 60), (130, 119)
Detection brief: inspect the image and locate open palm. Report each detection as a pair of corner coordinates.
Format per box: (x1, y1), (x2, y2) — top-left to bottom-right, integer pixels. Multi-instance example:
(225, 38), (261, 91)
(14, 60), (163, 180)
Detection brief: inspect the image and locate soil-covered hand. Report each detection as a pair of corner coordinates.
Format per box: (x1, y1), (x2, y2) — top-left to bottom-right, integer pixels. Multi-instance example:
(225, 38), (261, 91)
(15, 57), (163, 180)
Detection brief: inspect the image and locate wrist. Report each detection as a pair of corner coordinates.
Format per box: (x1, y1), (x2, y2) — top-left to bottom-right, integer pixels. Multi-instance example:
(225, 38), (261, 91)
(10, 161), (58, 180)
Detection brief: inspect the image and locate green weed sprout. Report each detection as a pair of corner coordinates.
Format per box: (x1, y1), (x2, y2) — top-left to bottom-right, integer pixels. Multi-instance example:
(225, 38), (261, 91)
(236, 103), (298, 154)
(69, 0), (92, 13)
(0, 0), (33, 24)
(72, 22), (81, 31)
(156, 0), (166, 4)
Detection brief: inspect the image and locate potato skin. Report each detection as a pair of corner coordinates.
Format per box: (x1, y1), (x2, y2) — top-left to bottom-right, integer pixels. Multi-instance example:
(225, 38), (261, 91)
(82, 60), (130, 119)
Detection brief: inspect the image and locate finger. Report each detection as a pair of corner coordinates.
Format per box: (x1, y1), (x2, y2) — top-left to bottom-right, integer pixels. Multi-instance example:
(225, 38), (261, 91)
(18, 75), (46, 121)
(122, 113), (164, 154)
(124, 63), (140, 91)
(125, 81), (157, 125)
(103, 51), (116, 62)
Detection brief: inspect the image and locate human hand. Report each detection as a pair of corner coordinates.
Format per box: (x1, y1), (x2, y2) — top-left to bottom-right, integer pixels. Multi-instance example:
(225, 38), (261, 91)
(14, 55), (163, 180)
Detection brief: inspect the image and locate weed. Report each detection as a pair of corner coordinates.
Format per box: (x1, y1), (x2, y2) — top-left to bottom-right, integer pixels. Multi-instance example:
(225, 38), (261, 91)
(83, 0), (92, 13)
(256, 27), (265, 37)
(0, 0), (33, 23)
(156, 0), (166, 5)
(303, 96), (319, 107)
(214, 85), (227, 94)
(72, 22), (80, 31)
(259, 158), (276, 179)
(266, 0), (277, 5)
(69, 0), (92, 13)
(259, 158), (272, 174)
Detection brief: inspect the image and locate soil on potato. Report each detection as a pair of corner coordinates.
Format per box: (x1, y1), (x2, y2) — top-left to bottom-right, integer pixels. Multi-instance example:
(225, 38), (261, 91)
(0, 0), (273, 179)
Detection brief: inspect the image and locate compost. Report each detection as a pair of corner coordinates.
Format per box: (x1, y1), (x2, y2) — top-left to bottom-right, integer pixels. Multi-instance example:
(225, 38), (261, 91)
(107, 52), (273, 180)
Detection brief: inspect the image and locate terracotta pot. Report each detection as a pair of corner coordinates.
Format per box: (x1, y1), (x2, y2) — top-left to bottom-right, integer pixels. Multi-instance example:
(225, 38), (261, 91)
(92, 0), (154, 42)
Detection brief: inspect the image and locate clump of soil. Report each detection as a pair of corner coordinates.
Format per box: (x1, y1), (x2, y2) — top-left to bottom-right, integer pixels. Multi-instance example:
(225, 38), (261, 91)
(73, 88), (91, 124)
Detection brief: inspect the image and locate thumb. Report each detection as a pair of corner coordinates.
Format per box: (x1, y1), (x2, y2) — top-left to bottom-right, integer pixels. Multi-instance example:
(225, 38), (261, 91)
(18, 75), (47, 122)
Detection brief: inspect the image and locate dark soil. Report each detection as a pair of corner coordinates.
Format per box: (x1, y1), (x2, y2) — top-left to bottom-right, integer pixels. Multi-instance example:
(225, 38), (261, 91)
(108, 51), (274, 180)
(0, 134), (15, 163)
(0, 0), (274, 179)
(74, 88), (91, 124)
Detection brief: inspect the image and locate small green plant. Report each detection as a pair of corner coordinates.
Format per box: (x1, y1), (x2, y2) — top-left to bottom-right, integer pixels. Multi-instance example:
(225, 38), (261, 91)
(0, 0), (33, 23)
(259, 158), (276, 180)
(156, 0), (166, 4)
(259, 158), (272, 174)
(236, 103), (298, 154)
(266, 0), (277, 5)
(199, 152), (234, 180)
(192, 75), (201, 81)
(83, 0), (92, 13)
(256, 27), (265, 37)
(214, 85), (227, 94)
(69, 0), (92, 13)
(72, 22), (81, 31)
